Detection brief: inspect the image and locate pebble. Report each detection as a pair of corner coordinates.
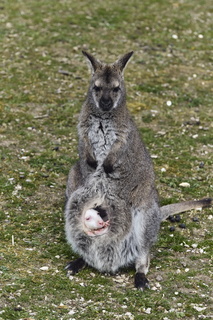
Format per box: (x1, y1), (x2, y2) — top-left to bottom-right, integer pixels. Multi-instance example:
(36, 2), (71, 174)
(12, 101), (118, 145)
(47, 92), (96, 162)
(156, 275), (163, 282)
(179, 182), (190, 187)
(40, 266), (49, 271)
(68, 310), (76, 315)
(192, 134), (198, 139)
(192, 243), (198, 248)
(199, 162), (205, 168)
(144, 307), (152, 314)
(170, 226), (176, 232)
(172, 34), (178, 39)
(193, 305), (206, 312)
(13, 307), (22, 311)
(192, 217), (199, 222)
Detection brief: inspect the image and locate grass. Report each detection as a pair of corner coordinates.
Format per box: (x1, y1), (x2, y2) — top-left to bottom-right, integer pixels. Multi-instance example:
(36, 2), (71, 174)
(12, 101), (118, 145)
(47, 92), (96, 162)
(0, 0), (212, 319)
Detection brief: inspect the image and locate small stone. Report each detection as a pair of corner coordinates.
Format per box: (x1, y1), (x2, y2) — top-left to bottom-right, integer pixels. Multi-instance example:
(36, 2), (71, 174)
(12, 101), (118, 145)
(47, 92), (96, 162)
(156, 275), (163, 281)
(144, 307), (152, 314)
(170, 226), (176, 232)
(19, 172), (25, 178)
(40, 266), (49, 271)
(199, 162), (205, 168)
(179, 223), (186, 229)
(6, 22), (13, 28)
(14, 307), (22, 311)
(192, 134), (198, 139)
(179, 182), (190, 187)
(90, 272), (96, 277)
(151, 286), (158, 291)
(68, 310), (76, 315)
(166, 100), (172, 106)
(192, 243), (198, 248)
(80, 282), (86, 287)
(193, 305), (206, 312)
(192, 217), (199, 222)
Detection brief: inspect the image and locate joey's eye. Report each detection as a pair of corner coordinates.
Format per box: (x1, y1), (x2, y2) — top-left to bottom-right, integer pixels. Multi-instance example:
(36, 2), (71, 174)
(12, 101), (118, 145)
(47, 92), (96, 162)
(113, 86), (120, 93)
(94, 85), (102, 92)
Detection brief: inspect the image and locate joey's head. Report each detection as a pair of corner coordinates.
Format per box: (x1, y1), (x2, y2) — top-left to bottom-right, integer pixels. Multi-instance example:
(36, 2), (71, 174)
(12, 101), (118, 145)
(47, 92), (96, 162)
(82, 51), (134, 112)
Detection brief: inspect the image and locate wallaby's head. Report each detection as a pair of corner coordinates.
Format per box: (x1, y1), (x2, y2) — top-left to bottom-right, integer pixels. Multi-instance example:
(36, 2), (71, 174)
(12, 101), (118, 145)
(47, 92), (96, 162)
(82, 51), (133, 112)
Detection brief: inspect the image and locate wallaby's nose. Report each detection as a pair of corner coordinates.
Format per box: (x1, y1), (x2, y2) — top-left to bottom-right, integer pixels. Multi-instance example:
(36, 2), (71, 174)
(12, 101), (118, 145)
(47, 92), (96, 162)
(99, 96), (113, 111)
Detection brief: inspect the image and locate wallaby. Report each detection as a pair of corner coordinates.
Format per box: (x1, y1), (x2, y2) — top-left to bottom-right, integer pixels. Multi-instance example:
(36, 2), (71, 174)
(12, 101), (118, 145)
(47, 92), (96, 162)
(64, 51), (212, 290)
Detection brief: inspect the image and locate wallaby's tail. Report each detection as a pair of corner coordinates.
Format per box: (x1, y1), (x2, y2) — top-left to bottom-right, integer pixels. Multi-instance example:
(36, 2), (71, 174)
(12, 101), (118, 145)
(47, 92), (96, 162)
(160, 198), (212, 221)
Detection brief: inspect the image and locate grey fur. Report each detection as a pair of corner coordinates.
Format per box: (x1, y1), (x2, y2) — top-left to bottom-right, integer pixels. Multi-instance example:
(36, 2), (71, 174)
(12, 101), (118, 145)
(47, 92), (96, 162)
(64, 51), (212, 290)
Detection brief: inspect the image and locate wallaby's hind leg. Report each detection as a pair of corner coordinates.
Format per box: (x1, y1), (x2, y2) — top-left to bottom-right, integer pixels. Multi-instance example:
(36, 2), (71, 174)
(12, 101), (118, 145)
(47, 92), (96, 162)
(65, 257), (86, 275)
(65, 163), (86, 275)
(65, 161), (83, 200)
(134, 252), (150, 290)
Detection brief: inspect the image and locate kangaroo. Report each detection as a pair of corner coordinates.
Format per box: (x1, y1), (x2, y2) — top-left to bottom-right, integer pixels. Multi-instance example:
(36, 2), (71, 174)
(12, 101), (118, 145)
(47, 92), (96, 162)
(64, 51), (212, 290)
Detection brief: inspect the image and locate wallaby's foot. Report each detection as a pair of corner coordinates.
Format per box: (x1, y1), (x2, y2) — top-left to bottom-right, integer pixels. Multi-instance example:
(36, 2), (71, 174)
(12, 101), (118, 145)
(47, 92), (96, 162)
(65, 258), (86, 275)
(134, 272), (150, 291)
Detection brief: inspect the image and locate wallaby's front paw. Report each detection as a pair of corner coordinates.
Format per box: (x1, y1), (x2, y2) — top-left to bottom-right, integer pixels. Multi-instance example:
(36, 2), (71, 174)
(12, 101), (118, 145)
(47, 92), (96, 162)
(65, 258), (86, 275)
(86, 152), (97, 170)
(134, 272), (150, 291)
(103, 159), (114, 174)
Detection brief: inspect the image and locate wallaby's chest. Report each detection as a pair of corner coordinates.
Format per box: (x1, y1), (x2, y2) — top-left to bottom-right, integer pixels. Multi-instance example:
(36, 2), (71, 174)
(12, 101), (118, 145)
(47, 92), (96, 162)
(88, 118), (116, 163)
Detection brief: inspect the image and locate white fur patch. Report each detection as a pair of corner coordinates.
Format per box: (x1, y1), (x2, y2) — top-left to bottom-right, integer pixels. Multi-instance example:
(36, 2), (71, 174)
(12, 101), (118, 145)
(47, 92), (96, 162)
(88, 117), (116, 164)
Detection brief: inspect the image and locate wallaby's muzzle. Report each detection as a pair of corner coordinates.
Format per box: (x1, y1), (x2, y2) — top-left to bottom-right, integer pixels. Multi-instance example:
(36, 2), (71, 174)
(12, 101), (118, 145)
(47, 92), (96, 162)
(99, 96), (113, 111)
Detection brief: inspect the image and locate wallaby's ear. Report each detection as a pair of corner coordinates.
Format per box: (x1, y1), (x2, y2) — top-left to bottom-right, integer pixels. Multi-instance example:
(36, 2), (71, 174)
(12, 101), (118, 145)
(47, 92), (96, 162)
(114, 51), (134, 73)
(82, 51), (102, 73)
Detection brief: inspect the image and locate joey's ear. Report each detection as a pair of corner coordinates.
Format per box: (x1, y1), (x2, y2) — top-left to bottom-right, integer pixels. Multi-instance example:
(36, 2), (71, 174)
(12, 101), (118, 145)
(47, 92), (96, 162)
(114, 51), (134, 73)
(82, 51), (102, 73)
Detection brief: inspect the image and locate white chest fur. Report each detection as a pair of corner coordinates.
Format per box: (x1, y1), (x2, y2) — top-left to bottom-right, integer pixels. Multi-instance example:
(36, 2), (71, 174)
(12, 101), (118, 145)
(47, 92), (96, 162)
(88, 117), (116, 164)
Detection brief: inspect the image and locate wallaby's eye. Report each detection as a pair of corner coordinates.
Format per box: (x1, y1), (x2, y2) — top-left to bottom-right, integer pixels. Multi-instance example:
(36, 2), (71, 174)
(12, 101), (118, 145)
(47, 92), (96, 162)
(113, 86), (120, 93)
(94, 85), (102, 92)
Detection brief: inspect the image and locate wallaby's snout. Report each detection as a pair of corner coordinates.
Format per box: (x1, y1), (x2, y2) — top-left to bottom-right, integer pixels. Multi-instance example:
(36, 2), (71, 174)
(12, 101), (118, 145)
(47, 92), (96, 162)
(99, 95), (113, 111)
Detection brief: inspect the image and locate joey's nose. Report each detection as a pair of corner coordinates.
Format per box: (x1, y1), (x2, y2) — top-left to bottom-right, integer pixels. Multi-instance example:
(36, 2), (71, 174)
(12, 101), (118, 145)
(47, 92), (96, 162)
(100, 97), (113, 111)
